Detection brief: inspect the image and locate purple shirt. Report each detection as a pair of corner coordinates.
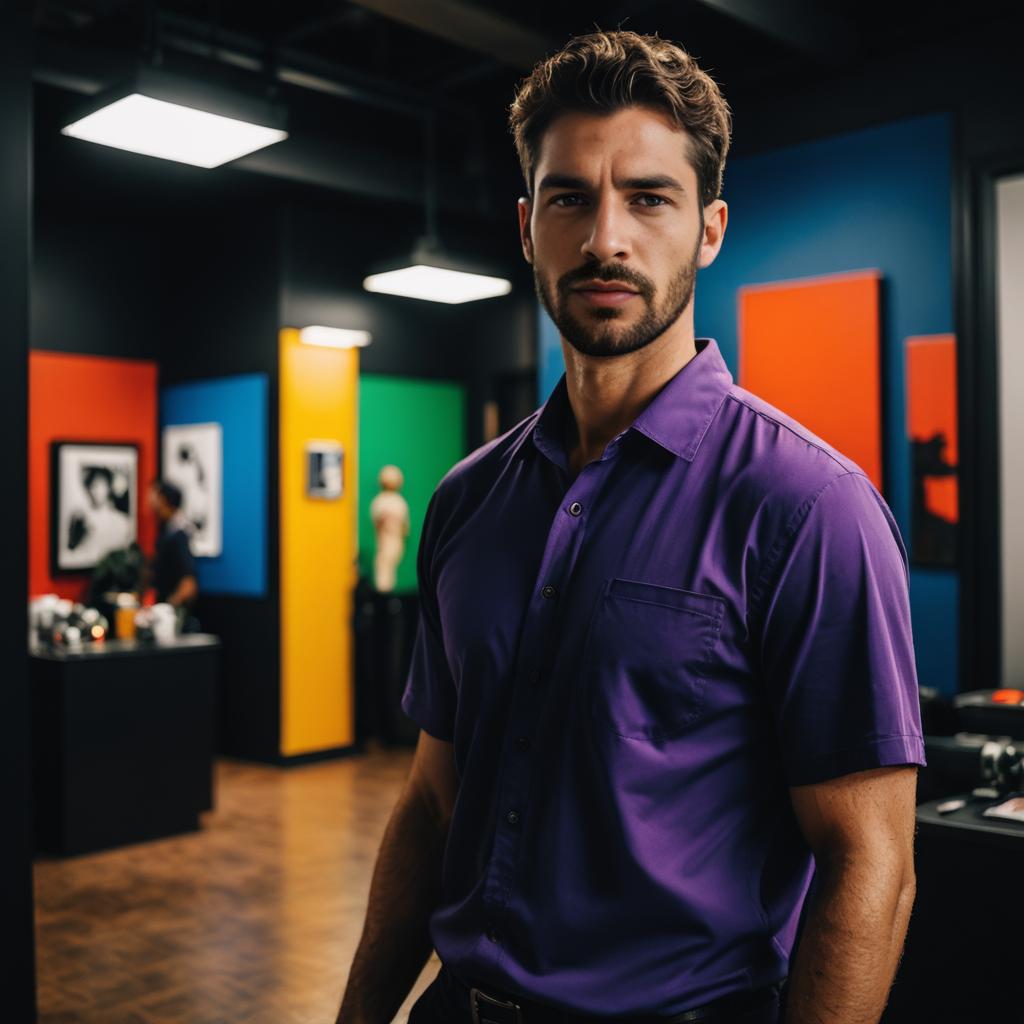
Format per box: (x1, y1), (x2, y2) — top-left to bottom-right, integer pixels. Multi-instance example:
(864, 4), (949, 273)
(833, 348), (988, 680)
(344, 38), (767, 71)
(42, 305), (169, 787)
(401, 337), (927, 1015)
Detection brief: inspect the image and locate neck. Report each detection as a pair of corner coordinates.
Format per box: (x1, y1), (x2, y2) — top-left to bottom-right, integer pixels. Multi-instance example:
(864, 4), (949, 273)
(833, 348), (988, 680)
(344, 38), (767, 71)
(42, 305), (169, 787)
(563, 332), (699, 465)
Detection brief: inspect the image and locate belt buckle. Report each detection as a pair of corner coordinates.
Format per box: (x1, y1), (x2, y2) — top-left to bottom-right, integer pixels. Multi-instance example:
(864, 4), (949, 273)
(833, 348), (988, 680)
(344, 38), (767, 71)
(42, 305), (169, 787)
(469, 986), (523, 1024)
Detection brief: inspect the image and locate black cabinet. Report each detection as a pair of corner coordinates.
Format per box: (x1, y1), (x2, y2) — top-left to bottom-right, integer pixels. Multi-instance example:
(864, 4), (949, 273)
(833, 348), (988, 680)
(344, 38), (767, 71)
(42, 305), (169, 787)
(30, 635), (220, 856)
(881, 794), (1022, 1021)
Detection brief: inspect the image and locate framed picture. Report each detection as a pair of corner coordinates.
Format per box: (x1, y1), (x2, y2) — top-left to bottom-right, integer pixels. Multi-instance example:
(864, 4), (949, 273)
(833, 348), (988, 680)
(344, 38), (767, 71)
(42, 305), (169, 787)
(306, 441), (344, 500)
(162, 422), (223, 557)
(50, 441), (139, 575)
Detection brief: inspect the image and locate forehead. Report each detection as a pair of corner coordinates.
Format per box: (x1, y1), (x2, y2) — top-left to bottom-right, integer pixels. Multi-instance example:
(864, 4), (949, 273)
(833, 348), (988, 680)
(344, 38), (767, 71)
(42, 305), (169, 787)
(535, 106), (693, 183)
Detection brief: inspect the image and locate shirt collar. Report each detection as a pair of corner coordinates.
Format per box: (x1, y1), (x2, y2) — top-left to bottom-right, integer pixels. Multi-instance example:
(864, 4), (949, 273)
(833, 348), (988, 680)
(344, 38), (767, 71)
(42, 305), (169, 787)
(531, 337), (733, 466)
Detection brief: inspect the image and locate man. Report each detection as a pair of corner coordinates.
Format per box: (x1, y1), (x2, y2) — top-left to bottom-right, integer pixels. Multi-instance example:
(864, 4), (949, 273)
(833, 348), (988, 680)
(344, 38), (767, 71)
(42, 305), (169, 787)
(146, 479), (199, 609)
(336, 29), (925, 1024)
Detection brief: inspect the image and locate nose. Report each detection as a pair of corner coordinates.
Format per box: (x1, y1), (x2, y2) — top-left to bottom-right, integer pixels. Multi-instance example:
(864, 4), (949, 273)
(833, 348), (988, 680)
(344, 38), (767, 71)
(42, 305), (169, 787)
(580, 191), (630, 264)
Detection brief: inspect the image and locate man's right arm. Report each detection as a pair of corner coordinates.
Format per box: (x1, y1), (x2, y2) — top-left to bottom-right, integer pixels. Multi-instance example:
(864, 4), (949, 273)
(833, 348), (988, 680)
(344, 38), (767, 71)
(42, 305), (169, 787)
(335, 728), (458, 1024)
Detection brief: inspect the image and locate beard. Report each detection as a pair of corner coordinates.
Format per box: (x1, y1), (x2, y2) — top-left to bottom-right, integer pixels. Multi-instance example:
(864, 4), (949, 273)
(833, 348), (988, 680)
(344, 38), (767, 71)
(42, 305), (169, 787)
(532, 212), (704, 359)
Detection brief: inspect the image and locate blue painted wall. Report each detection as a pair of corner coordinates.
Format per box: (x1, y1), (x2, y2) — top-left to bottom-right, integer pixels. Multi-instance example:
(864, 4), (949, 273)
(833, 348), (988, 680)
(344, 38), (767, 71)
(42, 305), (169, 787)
(538, 112), (957, 694)
(161, 374), (268, 597)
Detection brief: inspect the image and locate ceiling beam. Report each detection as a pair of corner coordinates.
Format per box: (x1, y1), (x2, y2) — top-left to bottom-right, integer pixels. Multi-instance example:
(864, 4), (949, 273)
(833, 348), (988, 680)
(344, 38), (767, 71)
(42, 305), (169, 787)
(345, 0), (554, 70)
(692, 0), (859, 65)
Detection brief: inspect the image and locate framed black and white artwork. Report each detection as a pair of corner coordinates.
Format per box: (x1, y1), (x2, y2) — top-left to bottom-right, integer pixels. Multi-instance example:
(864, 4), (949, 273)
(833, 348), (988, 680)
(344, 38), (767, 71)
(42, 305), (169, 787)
(161, 422), (223, 557)
(50, 441), (139, 574)
(306, 441), (344, 500)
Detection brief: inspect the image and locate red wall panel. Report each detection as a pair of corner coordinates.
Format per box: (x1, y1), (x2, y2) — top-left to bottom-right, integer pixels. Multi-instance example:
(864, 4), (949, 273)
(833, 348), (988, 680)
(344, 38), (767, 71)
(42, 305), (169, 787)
(29, 351), (158, 599)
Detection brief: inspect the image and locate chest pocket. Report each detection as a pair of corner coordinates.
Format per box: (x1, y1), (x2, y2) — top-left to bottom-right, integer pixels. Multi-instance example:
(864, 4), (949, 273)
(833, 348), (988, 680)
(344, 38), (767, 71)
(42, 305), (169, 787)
(581, 577), (725, 740)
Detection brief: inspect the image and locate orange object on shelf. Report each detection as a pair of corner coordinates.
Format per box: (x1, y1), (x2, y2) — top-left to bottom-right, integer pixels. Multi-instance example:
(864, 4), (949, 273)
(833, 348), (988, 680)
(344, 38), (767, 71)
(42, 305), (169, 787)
(991, 689), (1024, 704)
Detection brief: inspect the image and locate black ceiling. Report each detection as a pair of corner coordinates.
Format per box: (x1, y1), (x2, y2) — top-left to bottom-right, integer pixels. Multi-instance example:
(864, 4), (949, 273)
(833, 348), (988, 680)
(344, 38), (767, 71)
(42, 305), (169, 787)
(30, 0), (1024, 230)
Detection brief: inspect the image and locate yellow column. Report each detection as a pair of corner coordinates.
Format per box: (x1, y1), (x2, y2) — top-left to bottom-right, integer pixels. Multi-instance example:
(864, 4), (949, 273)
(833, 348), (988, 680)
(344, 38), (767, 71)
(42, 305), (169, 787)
(278, 327), (359, 756)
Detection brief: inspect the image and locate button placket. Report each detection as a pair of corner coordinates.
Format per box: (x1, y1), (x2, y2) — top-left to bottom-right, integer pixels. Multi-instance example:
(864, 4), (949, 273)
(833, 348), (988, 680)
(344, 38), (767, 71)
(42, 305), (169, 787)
(482, 460), (612, 924)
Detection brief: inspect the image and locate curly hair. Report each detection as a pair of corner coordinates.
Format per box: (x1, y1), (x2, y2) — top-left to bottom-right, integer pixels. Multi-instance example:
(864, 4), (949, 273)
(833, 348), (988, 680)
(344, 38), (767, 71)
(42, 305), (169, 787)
(508, 29), (732, 209)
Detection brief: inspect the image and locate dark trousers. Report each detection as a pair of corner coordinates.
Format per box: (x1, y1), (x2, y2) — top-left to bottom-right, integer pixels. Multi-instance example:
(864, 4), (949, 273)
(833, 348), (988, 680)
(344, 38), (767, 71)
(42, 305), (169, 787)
(408, 963), (784, 1024)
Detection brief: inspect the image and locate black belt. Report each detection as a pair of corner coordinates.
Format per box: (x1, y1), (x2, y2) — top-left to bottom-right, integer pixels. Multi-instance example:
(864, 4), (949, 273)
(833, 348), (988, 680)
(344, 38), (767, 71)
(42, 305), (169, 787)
(440, 964), (784, 1024)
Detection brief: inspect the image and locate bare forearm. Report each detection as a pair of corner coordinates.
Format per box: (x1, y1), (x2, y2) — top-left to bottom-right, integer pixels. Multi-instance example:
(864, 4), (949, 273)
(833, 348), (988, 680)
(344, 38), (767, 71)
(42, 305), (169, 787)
(783, 856), (916, 1024)
(167, 576), (197, 608)
(335, 781), (450, 1024)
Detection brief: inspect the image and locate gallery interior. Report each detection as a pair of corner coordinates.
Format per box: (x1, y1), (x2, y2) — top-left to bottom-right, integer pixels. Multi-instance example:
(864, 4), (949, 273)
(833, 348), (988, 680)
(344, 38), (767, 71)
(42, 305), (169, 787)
(3, 1), (1024, 1021)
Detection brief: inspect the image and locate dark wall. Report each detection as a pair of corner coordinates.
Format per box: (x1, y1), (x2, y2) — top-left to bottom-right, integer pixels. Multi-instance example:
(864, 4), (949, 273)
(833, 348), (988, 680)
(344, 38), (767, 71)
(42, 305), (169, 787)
(1, 3), (38, 1019)
(32, 215), (167, 360)
(159, 208), (284, 763)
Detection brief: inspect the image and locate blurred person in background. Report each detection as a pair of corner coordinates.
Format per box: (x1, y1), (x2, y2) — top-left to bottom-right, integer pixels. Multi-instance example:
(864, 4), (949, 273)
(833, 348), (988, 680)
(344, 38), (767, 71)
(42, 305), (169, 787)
(146, 479), (198, 611)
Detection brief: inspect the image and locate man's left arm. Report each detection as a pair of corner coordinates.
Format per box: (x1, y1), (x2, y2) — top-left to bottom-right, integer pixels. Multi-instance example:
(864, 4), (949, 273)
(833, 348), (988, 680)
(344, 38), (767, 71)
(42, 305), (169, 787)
(754, 471), (928, 1024)
(783, 765), (918, 1024)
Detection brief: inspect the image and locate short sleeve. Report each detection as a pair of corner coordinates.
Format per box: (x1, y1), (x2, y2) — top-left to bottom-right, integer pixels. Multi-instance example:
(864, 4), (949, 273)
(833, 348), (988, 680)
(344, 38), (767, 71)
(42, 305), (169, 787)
(757, 471), (927, 786)
(400, 488), (457, 741)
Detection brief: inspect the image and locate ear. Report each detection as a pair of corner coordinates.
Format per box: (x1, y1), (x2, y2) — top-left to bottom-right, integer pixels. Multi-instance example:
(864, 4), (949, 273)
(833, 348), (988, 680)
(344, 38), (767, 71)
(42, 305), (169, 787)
(517, 196), (533, 265)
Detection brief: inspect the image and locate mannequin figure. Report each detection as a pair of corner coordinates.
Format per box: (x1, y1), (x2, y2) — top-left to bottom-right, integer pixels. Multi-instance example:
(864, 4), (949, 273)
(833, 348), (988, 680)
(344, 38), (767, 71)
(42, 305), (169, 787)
(369, 464), (410, 592)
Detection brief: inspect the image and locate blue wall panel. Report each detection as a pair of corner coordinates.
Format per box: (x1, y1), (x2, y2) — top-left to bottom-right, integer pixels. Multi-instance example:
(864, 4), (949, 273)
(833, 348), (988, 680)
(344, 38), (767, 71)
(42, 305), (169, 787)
(161, 374), (268, 597)
(538, 112), (957, 694)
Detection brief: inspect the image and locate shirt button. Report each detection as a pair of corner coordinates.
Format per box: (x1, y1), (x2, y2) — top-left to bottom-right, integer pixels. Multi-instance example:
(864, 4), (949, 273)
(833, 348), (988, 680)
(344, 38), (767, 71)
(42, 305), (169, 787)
(515, 735), (531, 751)
(487, 926), (501, 942)
(506, 809), (520, 826)
(568, 501), (583, 516)
(541, 584), (556, 599)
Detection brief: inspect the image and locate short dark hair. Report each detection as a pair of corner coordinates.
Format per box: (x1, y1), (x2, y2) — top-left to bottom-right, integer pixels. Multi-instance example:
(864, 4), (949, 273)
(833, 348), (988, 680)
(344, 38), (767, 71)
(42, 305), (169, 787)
(152, 479), (183, 510)
(508, 29), (733, 208)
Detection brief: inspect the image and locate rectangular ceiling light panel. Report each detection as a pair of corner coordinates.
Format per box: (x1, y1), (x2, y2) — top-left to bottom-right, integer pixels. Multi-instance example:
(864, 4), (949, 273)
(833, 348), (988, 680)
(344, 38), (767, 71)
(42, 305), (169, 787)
(363, 264), (512, 303)
(61, 67), (288, 168)
(62, 93), (288, 168)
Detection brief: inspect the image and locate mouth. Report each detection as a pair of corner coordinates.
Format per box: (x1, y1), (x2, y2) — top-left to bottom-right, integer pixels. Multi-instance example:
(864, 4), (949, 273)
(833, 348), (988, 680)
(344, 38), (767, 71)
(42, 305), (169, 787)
(574, 288), (639, 307)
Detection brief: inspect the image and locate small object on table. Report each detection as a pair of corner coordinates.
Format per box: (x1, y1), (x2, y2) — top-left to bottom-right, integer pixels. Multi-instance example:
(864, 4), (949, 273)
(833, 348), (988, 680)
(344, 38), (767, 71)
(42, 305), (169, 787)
(981, 795), (1024, 822)
(114, 592), (138, 639)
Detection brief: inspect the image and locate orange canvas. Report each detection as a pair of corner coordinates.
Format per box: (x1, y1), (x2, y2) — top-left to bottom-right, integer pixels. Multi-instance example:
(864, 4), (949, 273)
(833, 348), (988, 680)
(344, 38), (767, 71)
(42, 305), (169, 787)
(905, 334), (957, 566)
(737, 270), (883, 491)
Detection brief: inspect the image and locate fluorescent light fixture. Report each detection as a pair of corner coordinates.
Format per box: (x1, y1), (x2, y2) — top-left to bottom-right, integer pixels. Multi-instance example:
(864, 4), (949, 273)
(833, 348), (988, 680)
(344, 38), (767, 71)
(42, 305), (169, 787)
(364, 265), (511, 304)
(299, 326), (372, 349)
(363, 236), (512, 304)
(60, 66), (288, 169)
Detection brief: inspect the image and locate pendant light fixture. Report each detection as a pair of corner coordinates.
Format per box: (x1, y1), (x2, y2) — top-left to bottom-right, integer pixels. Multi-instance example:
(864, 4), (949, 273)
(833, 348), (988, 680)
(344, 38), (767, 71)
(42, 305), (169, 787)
(362, 110), (511, 304)
(60, 3), (288, 168)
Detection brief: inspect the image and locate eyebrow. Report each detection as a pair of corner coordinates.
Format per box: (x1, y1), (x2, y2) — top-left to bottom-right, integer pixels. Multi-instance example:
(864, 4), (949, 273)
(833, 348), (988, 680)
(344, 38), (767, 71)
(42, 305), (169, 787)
(536, 172), (687, 194)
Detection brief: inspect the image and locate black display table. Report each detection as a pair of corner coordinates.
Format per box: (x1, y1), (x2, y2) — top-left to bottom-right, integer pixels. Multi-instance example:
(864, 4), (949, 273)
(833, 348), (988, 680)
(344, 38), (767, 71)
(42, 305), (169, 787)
(880, 792), (1022, 1021)
(30, 634), (220, 856)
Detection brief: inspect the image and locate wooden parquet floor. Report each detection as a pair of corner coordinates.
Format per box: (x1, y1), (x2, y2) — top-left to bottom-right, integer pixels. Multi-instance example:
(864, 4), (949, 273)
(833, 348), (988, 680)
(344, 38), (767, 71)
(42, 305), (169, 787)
(33, 740), (442, 1024)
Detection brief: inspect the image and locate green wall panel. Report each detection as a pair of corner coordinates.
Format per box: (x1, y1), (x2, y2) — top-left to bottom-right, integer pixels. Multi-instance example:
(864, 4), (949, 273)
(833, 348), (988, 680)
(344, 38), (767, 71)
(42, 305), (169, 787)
(358, 374), (466, 593)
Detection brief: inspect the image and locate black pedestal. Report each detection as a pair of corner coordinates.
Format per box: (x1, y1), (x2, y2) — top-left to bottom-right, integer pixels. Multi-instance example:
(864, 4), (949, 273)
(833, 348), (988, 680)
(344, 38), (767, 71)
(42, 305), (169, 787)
(353, 583), (419, 747)
(30, 634), (220, 856)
